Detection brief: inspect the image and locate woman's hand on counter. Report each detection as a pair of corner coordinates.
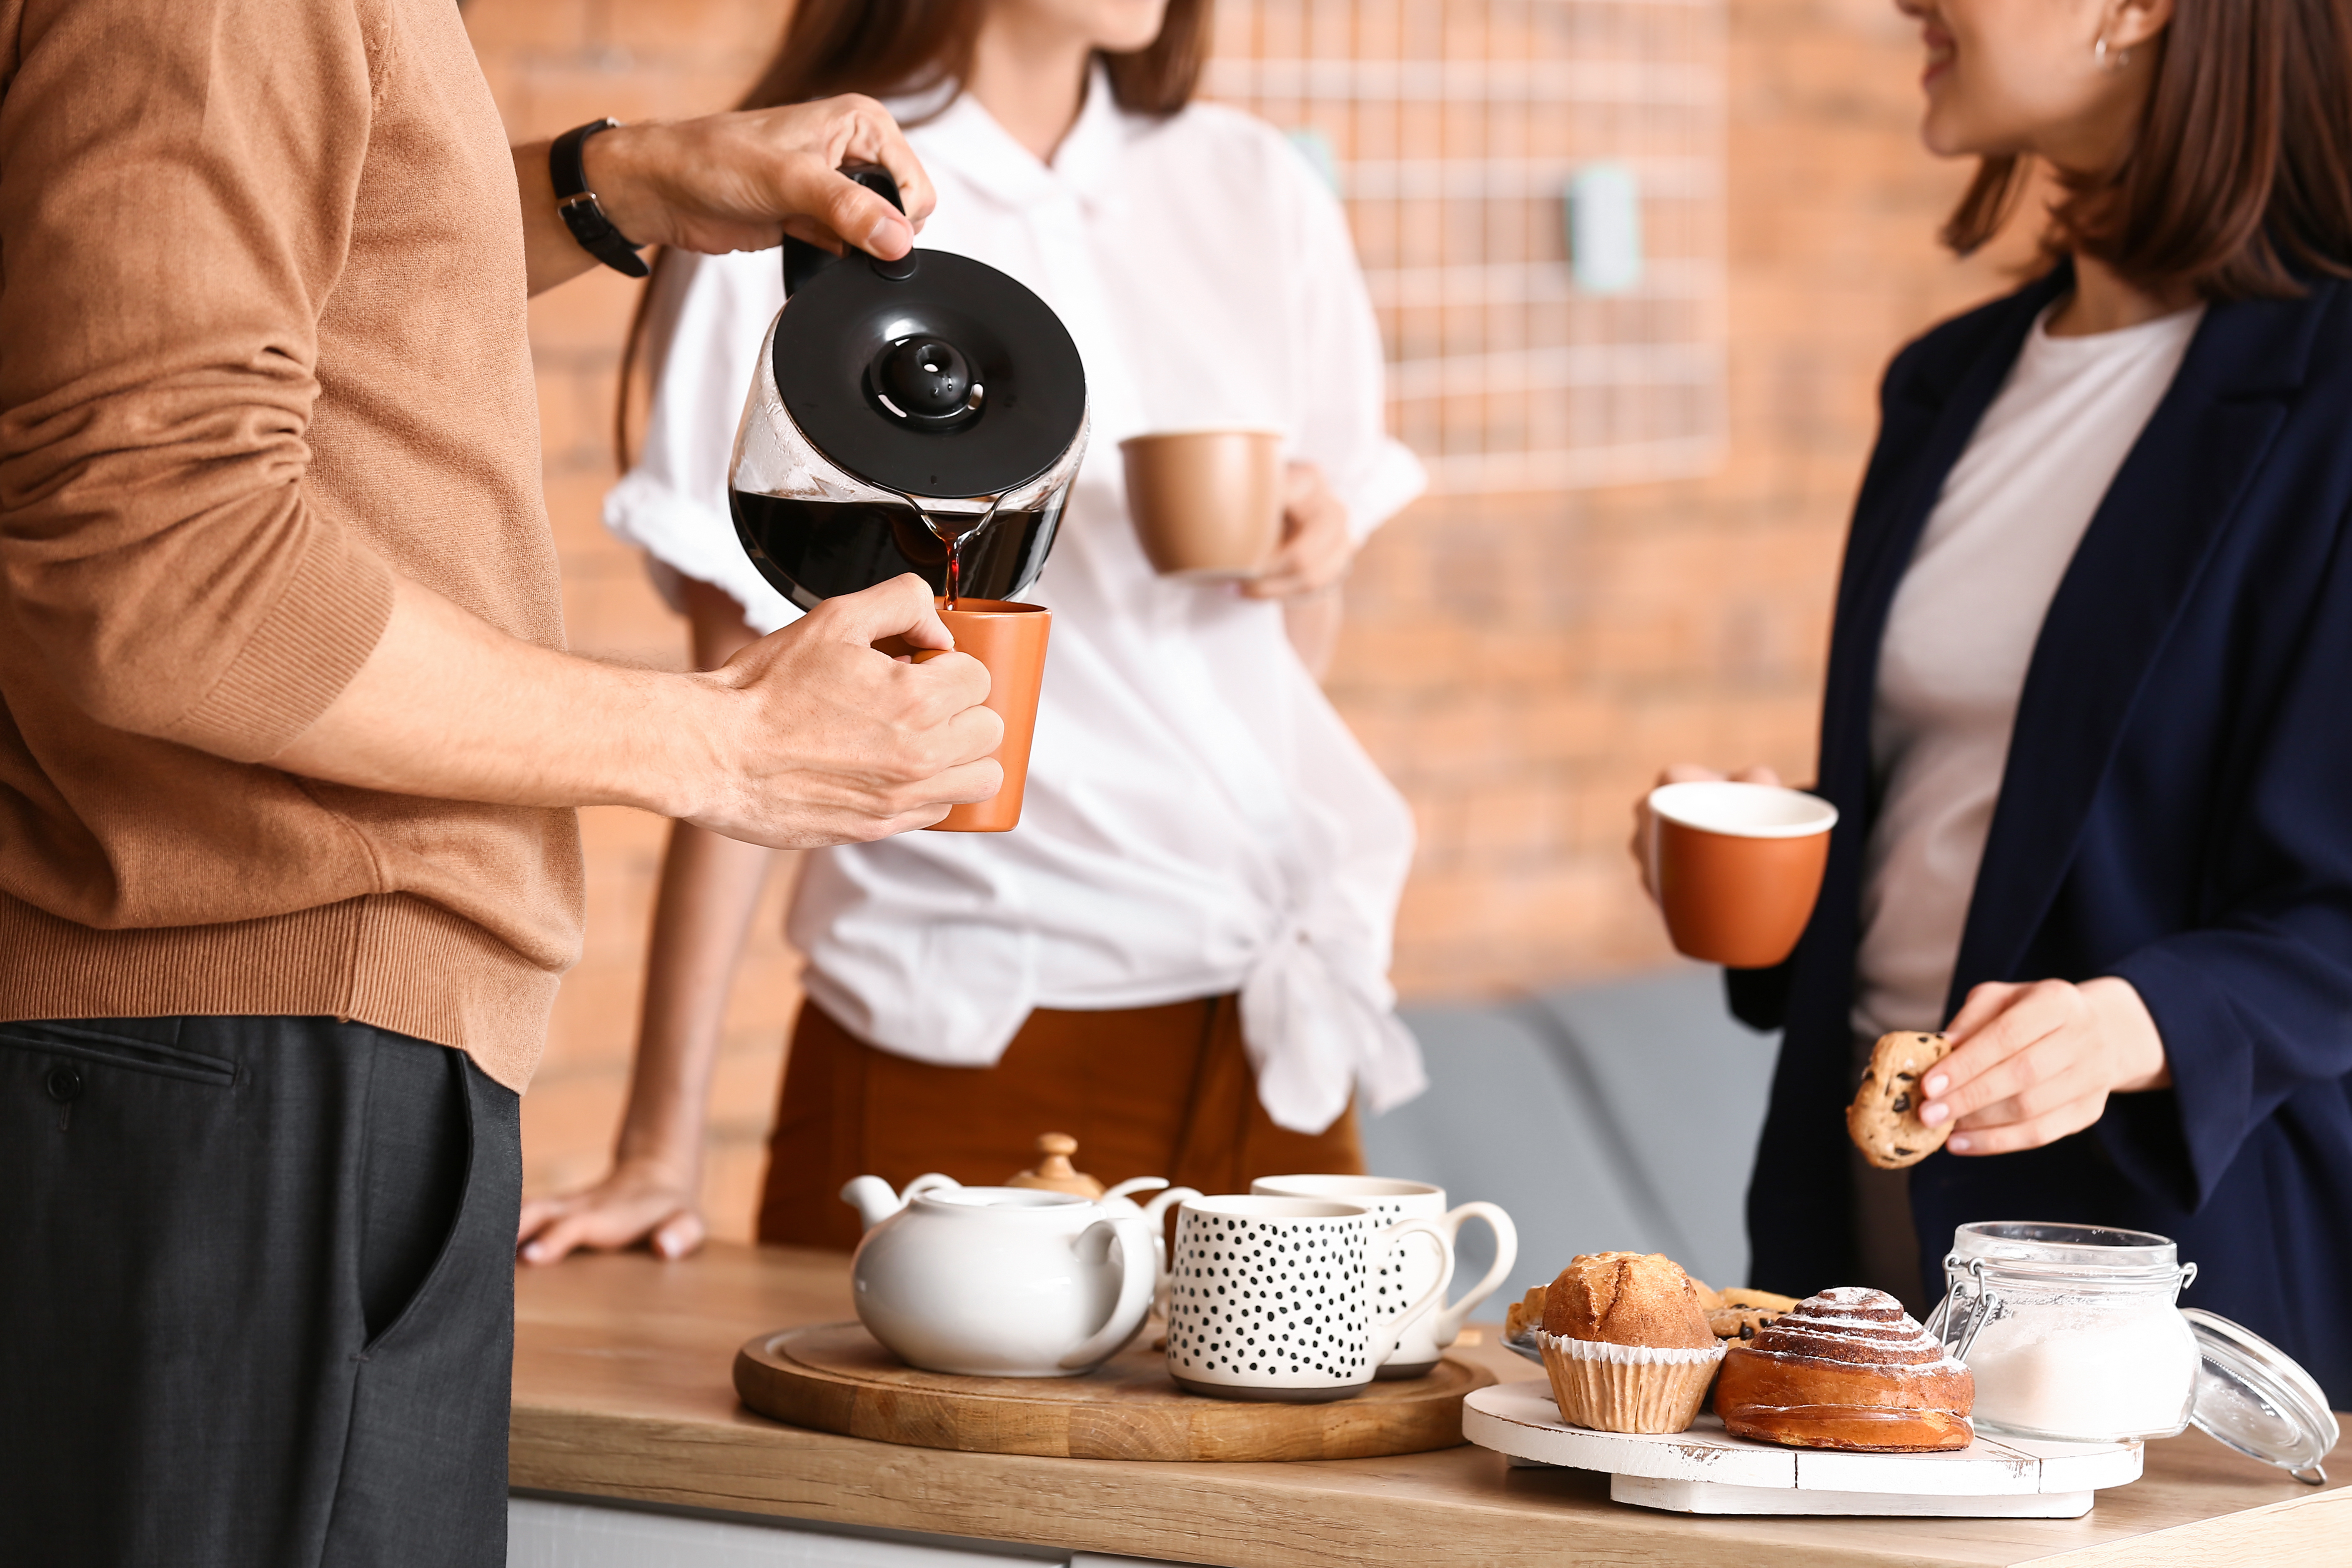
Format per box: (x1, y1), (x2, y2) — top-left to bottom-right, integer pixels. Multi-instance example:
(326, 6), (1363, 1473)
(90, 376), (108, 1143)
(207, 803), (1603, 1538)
(1921, 977), (2173, 1155)
(517, 1155), (708, 1265)
(1628, 763), (1786, 902)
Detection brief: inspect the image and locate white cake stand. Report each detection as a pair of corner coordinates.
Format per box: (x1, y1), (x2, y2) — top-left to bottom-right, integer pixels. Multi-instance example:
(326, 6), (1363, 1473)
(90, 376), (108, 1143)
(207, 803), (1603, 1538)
(1463, 1380), (2144, 1518)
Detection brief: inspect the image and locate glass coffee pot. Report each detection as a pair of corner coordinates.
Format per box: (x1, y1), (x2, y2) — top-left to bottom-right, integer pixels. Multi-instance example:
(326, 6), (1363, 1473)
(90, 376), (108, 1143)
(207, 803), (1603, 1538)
(728, 166), (1090, 609)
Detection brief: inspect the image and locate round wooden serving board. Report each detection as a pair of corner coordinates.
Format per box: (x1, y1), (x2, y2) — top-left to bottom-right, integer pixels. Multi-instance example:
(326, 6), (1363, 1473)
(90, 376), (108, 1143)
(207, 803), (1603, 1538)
(734, 1321), (1496, 1462)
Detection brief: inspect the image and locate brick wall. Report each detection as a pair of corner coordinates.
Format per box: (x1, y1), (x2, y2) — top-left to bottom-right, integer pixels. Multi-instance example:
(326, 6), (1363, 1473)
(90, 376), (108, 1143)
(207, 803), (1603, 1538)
(465, 0), (2039, 1238)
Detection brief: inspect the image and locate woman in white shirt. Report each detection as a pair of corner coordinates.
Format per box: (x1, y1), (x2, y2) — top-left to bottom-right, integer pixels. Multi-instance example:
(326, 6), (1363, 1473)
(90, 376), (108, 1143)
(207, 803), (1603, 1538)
(1640, 0), (2352, 1408)
(520, 0), (1428, 1259)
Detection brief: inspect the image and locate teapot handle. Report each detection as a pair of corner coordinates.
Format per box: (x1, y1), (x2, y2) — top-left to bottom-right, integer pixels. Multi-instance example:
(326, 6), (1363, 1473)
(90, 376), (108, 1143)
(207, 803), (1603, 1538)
(1058, 1213), (1156, 1371)
(784, 163), (908, 297)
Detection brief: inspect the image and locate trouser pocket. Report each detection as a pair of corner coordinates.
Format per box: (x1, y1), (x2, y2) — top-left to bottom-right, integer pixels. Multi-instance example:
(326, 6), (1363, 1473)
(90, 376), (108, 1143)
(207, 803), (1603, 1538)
(355, 1041), (473, 1346)
(0, 1019), (237, 1130)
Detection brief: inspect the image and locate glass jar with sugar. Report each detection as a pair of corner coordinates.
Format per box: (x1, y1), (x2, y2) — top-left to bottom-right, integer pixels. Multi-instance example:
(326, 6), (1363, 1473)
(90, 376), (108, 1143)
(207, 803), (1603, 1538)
(1927, 1222), (2197, 1443)
(1926, 1221), (2339, 1483)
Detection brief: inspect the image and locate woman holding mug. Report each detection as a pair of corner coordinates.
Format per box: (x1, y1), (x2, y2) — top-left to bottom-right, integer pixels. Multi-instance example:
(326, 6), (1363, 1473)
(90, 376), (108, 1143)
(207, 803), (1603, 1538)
(1650, 0), (2352, 1402)
(518, 0), (1427, 1260)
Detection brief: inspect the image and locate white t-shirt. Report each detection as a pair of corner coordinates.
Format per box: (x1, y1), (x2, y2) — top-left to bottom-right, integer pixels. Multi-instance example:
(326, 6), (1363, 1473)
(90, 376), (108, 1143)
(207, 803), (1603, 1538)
(604, 75), (1429, 1134)
(1854, 302), (2204, 1040)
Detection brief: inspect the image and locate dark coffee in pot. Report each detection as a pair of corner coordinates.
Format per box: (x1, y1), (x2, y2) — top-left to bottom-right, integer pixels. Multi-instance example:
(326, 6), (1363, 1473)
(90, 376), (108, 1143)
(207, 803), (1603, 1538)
(729, 490), (1062, 609)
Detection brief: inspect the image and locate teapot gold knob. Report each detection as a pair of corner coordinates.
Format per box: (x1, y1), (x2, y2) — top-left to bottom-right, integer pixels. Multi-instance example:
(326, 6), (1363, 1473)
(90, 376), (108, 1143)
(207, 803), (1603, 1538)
(1004, 1132), (1103, 1198)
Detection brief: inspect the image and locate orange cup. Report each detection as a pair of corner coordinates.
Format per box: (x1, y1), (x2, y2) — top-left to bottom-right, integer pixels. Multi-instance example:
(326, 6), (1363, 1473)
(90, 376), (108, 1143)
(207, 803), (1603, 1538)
(1119, 430), (1284, 579)
(899, 599), (1050, 834)
(1646, 781), (1838, 968)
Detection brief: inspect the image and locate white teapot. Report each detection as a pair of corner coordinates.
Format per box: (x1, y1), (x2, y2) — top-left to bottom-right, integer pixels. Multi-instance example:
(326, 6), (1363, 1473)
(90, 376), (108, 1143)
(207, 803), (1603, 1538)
(843, 1182), (1156, 1378)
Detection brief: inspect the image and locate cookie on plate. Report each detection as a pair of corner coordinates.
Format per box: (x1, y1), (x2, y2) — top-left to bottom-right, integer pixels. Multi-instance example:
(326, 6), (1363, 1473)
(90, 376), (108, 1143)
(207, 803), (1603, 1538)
(1846, 1030), (1954, 1170)
(1707, 1287), (1801, 1342)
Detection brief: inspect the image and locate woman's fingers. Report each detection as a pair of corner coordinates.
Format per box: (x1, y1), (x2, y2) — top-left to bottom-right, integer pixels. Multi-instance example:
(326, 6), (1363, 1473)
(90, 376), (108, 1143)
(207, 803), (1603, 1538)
(1948, 1070), (2109, 1154)
(651, 1210), (709, 1261)
(1922, 979), (2070, 1122)
(515, 1164), (701, 1264)
(1921, 977), (2164, 1156)
(518, 1209), (599, 1265)
(1239, 463), (1353, 599)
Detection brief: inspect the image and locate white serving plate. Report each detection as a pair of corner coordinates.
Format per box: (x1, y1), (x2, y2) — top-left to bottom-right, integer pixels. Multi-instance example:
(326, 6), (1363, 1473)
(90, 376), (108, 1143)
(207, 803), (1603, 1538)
(1464, 1379), (2143, 1518)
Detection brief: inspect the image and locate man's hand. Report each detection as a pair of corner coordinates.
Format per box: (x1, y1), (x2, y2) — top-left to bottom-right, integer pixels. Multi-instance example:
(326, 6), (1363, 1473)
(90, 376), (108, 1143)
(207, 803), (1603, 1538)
(516, 96), (937, 295)
(1241, 461), (1356, 601)
(271, 574), (1002, 849)
(1629, 763), (1786, 902)
(689, 577), (1004, 846)
(1918, 977), (2173, 1155)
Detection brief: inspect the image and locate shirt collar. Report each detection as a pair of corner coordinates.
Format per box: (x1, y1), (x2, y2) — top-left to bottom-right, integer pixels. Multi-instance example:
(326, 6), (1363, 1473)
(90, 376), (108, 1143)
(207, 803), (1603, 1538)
(901, 61), (1132, 212)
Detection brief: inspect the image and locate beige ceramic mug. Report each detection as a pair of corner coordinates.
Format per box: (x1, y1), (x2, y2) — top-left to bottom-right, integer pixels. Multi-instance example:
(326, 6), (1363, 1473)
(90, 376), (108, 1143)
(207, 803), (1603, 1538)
(1646, 780), (1838, 969)
(1118, 429), (1284, 579)
(1252, 1176), (1518, 1379)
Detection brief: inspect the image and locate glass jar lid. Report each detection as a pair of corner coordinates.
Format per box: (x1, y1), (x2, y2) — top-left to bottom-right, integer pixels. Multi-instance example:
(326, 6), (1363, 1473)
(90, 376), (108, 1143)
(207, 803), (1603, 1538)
(2182, 1308), (2340, 1485)
(1949, 1220), (2186, 1289)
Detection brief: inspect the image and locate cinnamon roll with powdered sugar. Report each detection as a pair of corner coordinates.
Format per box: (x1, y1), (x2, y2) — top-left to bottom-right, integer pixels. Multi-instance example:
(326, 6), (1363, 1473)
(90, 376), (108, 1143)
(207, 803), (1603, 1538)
(1715, 1286), (1975, 1451)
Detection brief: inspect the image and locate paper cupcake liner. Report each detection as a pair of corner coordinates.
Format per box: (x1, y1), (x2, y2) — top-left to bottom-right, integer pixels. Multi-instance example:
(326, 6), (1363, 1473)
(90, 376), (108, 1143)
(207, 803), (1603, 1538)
(1538, 1330), (1724, 1435)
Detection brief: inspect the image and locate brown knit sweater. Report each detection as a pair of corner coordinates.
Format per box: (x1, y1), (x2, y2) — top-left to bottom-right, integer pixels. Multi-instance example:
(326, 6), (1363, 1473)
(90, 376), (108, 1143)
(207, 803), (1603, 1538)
(0, 0), (582, 1090)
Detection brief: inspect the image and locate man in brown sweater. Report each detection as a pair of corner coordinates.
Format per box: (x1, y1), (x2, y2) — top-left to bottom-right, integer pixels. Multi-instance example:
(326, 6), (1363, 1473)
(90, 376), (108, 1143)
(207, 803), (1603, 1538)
(0, 1), (1004, 1563)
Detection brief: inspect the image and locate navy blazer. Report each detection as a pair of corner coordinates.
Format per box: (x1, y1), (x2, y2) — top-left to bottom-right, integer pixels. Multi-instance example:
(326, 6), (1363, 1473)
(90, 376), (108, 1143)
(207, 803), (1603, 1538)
(1734, 263), (2352, 1406)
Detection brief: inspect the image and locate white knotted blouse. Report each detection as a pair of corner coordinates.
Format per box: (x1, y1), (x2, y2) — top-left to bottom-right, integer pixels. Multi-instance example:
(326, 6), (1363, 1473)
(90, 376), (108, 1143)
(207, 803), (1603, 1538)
(605, 74), (1428, 1133)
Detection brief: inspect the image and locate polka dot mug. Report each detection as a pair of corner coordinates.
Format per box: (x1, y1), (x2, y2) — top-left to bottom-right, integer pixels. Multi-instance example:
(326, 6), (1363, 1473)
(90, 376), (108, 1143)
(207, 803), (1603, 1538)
(1164, 1195), (1453, 1403)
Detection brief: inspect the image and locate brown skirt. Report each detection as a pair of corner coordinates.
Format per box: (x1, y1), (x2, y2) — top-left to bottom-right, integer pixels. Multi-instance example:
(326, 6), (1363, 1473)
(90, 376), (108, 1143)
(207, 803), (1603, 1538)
(756, 994), (1365, 1252)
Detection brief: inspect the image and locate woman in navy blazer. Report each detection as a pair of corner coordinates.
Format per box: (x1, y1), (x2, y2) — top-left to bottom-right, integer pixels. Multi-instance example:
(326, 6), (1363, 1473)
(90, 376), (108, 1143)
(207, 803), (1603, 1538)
(1658, 0), (2352, 1405)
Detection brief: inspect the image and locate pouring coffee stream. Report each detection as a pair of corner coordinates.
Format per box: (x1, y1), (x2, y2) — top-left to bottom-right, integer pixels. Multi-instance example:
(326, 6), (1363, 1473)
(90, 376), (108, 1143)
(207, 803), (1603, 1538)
(726, 165), (1088, 612)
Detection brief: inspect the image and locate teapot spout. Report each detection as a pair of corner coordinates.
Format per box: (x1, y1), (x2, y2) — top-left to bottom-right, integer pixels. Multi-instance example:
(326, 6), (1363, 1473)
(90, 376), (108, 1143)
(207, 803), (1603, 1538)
(839, 1175), (905, 1231)
(840, 1171), (963, 1231)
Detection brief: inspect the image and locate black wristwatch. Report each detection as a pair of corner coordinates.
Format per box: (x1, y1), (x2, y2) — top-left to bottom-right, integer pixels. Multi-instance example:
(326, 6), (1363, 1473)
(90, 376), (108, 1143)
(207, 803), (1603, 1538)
(550, 118), (650, 278)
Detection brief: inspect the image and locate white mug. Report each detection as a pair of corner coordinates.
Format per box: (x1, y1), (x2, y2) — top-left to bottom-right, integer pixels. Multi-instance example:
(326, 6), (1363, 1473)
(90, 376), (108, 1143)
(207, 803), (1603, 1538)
(1252, 1175), (1518, 1378)
(1165, 1195), (1453, 1403)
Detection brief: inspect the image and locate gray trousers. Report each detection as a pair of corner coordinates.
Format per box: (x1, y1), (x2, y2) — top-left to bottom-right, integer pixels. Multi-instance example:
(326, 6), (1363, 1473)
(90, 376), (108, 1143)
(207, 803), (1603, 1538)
(0, 1015), (519, 1567)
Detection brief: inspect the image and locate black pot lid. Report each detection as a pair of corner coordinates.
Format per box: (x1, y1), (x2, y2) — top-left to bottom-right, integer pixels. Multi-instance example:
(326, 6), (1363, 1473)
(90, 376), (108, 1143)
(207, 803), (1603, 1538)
(771, 248), (1087, 501)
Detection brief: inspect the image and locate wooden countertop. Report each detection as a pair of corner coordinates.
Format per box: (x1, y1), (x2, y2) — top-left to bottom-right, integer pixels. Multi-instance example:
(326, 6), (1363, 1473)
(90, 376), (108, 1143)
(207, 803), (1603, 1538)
(512, 1243), (2351, 1567)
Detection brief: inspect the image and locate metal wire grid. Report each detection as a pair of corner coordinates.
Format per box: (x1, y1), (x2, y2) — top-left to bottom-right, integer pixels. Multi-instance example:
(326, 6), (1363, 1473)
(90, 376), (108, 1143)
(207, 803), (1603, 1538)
(1205, 0), (1728, 494)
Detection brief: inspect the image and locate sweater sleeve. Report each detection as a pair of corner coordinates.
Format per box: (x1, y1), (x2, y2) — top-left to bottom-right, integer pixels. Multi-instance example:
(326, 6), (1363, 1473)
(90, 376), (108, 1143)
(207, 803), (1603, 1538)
(2100, 504), (2352, 1211)
(0, 0), (395, 764)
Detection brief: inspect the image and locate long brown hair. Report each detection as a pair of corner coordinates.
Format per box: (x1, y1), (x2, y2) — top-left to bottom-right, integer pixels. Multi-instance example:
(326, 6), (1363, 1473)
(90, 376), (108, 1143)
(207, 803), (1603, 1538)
(616, 0), (1212, 468)
(1941, 0), (2352, 298)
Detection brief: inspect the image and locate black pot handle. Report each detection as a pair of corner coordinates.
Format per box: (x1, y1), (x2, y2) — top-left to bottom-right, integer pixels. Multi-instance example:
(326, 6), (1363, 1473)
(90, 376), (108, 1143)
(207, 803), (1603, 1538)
(783, 163), (908, 297)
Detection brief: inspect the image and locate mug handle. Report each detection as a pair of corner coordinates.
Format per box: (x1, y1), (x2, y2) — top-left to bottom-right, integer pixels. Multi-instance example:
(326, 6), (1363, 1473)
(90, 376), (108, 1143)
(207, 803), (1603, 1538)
(1138, 1187), (1202, 1318)
(1058, 1213), (1157, 1370)
(1366, 1218), (1455, 1367)
(1432, 1202), (1518, 1348)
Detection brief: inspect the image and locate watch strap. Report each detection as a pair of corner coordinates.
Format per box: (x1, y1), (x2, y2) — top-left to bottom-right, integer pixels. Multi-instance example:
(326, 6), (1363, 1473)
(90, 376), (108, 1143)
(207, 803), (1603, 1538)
(550, 118), (650, 278)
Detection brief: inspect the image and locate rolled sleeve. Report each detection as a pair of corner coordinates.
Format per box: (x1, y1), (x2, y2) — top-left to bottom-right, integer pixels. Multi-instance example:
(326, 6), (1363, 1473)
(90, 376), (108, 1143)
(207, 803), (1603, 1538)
(0, 0), (395, 761)
(1278, 135), (1426, 541)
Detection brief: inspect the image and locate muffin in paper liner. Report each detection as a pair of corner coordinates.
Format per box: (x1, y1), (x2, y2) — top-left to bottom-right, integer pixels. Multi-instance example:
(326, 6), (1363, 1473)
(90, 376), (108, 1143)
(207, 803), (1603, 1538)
(1537, 1330), (1725, 1434)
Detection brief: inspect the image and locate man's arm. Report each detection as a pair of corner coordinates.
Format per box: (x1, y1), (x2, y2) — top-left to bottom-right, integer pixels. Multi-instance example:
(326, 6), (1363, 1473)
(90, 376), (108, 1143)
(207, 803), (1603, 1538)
(511, 97), (937, 297)
(272, 571), (1001, 847)
(2, 4), (991, 843)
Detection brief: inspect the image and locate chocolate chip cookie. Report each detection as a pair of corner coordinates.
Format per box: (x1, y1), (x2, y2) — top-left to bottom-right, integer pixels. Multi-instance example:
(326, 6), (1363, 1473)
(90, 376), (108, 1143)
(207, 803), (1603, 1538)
(1846, 1030), (1953, 1170)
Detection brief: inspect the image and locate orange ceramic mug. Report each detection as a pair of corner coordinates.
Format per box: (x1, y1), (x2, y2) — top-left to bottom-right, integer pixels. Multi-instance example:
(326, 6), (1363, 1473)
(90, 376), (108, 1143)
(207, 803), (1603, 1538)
(1119, 429), (1284, 579)
(1646, 781), (1838, 968)
(886, 599), (1051, 833)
